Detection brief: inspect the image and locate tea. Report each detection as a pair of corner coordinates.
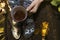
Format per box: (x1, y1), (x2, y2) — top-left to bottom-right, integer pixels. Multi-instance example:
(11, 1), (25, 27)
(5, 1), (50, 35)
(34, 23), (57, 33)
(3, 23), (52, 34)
(14, 10), (25, 22)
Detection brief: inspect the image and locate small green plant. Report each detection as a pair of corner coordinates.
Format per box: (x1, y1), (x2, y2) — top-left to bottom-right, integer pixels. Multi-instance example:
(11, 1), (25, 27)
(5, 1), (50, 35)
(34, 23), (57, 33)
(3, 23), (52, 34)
(51, 0), (60, 12)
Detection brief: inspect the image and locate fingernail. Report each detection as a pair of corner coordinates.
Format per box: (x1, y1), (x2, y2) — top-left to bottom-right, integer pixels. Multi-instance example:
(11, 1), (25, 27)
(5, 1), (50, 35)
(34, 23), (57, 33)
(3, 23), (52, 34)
(26, 8), (28, 11)
(30, 10), (32, 12)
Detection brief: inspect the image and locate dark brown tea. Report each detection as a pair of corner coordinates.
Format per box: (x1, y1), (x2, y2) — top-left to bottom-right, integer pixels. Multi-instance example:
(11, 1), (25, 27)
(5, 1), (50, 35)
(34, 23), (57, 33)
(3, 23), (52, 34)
(14, 10), (25, 22)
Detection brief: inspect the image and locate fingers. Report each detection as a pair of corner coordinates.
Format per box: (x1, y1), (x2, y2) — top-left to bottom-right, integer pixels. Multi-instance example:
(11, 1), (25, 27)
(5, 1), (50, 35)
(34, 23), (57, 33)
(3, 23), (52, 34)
(30, 2), (39, 13)
(26, 0), (44, 13)
(26, 0), (37, 11)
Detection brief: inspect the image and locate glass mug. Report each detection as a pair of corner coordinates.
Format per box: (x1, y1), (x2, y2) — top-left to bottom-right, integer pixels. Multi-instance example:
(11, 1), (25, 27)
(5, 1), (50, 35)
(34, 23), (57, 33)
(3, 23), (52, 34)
(11, 6), (27, 22)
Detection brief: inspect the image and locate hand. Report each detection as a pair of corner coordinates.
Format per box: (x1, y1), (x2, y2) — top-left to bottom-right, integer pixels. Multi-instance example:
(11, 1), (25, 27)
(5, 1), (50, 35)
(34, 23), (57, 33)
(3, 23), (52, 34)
(26, 0), (43, 13)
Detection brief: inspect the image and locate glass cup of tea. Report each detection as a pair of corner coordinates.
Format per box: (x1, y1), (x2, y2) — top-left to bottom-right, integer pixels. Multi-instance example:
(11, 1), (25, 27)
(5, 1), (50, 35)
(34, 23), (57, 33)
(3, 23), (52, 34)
(11, 6), (27, 22)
